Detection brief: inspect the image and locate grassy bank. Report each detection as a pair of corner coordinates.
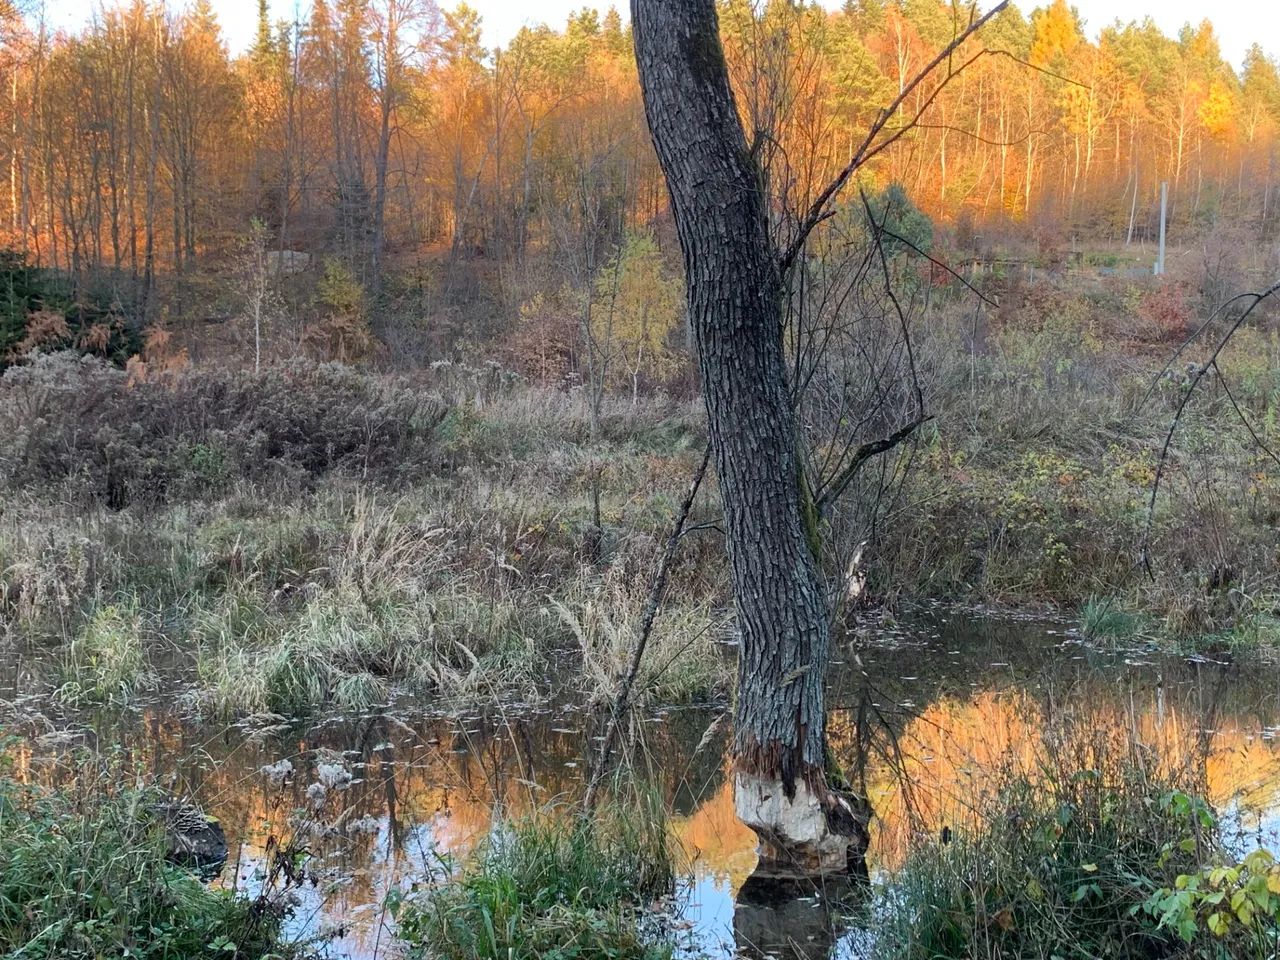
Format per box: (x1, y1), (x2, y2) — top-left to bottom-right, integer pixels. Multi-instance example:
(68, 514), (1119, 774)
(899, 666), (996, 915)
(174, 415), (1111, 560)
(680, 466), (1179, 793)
(855, 273), (1280, 642)
(0, 354), (728, 715)
(0, 741), (302, 960)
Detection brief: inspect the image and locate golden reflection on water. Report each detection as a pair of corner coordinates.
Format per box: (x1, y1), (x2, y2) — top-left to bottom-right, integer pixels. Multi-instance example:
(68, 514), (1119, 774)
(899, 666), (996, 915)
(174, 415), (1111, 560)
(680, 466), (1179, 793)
(673, 687), (1280, 904)
(11, 664), (1280, 958)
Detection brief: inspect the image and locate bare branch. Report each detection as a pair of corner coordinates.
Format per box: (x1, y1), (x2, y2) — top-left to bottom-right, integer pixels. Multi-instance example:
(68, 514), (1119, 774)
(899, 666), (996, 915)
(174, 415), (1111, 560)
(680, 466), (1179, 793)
(582, 443), (712, 811)
(811, 191), (932, 514)
(987, 49), (1090, 88)
(1211, 360), (1280, 473)
(778, 0), (1009, 275)
(868, 224), (1000, 308)
(1140, 280), (1280, 576)
(816, 415), (931, 515)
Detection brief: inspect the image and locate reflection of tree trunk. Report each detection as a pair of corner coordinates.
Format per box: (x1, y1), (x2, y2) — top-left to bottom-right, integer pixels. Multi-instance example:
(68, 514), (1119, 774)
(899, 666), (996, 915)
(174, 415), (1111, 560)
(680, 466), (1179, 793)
(632, 0), (863, 875)
(734, 873), (864, 960)
(381, 748), (402, 849)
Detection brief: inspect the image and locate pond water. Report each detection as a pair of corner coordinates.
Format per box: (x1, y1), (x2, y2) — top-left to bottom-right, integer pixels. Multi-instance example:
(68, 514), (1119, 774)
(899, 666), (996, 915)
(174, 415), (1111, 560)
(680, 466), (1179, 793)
(6, 611), (1280, 959)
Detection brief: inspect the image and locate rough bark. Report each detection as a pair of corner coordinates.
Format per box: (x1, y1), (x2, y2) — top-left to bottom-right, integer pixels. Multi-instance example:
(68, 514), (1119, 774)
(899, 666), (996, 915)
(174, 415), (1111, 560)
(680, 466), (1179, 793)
(631, 0), (859, 874)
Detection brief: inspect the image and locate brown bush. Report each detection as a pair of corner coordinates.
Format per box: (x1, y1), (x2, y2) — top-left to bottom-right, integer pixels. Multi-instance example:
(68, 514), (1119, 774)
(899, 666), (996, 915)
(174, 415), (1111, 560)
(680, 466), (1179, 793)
(0, 352), (447, 507)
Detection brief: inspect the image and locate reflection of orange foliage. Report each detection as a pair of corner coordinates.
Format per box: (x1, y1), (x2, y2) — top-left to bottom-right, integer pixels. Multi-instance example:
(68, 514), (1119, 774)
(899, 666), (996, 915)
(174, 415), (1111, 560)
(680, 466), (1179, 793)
(672, 778), (757, 891)
(12, 687), (1280, 946)
(858, 692), (1043, 868)
(843, 692), (1280, 871)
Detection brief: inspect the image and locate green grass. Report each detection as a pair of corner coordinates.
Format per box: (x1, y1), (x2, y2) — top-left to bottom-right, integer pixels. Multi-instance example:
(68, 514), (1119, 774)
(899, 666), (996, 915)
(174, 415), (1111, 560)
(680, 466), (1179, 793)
(53, 600), (157, 705)
(0, 743), (303, 960)
(1079, 595), (1152, 643)
(398, 792), (678, 960)
(873, 719), (1273, 960)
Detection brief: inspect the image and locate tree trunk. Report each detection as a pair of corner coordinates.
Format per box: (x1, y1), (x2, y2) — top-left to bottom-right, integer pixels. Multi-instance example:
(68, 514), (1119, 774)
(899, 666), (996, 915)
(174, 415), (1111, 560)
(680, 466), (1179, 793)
(631, 0), (862, 875)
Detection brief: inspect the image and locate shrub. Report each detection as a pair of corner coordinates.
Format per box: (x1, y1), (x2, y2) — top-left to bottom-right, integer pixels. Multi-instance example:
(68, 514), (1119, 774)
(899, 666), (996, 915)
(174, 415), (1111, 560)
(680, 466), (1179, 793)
(398, 795), (677, 960)
(0, 353), (446, 507)
(0, 744), (301, 960)
(1145, 847), (1280, 952)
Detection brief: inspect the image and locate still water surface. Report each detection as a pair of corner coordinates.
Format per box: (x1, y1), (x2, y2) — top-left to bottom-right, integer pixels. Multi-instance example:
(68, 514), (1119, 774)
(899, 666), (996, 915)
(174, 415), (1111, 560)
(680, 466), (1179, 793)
(7, 612), (1280, 959)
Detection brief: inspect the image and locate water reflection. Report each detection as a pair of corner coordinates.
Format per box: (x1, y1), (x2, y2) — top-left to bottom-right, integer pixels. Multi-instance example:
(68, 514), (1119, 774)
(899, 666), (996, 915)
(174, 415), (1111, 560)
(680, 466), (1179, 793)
(8, 614), (1280, 959)
(733, 874), (867, 960)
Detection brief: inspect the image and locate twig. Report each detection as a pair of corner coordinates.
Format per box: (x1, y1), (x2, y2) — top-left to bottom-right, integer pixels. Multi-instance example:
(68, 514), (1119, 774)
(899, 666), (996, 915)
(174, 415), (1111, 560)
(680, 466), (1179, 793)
(1211, 360), (1280, 472)
(582, 443), (712, 811)
(865, 224), (999, 307)
(817, 416), (931, 515)
(778, 0), (1009, 275)
(813, 190), (932, 514)
(1136, 292), (1257, 412)
(1140, 280), (1280, 576)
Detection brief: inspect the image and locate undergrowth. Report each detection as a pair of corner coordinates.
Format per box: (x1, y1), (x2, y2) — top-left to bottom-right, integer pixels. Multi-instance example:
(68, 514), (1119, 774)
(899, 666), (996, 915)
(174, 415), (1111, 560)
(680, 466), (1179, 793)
(875, 711), (1280, 960)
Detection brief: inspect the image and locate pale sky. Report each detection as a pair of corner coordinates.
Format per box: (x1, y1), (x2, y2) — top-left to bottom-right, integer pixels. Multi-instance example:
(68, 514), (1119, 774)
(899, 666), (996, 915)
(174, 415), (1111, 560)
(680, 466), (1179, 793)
(46, 0), (1276, 72)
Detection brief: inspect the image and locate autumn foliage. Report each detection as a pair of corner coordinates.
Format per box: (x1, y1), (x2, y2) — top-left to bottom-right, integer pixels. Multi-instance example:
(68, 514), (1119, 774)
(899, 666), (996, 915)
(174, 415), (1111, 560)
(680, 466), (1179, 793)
(0, 0), (1271, 362)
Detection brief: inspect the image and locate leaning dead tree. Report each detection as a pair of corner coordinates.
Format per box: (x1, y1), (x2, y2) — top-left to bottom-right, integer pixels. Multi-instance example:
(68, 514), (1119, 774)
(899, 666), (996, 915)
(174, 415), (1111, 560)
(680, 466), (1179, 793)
(630, 0), (1007, 873)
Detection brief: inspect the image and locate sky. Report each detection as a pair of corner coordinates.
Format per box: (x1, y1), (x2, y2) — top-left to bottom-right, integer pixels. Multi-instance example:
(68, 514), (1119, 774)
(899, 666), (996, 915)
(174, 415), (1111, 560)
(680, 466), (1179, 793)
(46, 0), (1276, 73)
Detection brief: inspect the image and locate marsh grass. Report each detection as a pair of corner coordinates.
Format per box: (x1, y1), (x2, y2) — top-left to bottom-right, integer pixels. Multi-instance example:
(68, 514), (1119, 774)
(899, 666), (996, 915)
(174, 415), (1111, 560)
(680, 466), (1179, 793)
(555, 557), (731, 707)
(53, 600), (159, 705)
(398, 791), (679, 960)
(1079, 595), (1152, 643)
(0, 374), (723, 717)
(874, 709), (1260, 960)
(0, 742), (302, 960)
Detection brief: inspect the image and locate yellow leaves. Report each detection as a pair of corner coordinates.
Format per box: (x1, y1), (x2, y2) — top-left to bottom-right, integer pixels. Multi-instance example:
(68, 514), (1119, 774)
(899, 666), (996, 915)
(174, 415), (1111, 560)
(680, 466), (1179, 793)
(591, 231), (684, 387)
(1231, 887), (1255, 925)
(1200, 78), (1237, 140)
(1029, 0), (1081, 68)
(1164, 849), (1280, 942)
(1244, 849), (1275, 874)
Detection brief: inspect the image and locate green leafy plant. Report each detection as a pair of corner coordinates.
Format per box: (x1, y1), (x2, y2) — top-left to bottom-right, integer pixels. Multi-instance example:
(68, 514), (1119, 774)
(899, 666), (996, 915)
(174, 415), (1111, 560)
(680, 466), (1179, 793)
(1144, 848), (1280, 954)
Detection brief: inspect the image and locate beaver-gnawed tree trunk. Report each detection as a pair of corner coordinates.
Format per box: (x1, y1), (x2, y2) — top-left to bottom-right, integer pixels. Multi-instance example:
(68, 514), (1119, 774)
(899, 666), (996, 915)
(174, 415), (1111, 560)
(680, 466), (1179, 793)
(631, 0), (862, 874)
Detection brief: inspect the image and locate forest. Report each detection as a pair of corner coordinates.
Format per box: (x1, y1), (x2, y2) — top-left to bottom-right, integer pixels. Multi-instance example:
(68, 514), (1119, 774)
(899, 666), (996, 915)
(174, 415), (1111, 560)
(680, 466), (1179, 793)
(1, 0), (1278, 359)
(5, 1), (1280, 959)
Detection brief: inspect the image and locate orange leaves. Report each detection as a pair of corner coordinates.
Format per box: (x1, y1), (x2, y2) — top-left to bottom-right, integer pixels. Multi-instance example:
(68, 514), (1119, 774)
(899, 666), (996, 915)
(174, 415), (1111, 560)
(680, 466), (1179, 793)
(126, 324), (189, 388)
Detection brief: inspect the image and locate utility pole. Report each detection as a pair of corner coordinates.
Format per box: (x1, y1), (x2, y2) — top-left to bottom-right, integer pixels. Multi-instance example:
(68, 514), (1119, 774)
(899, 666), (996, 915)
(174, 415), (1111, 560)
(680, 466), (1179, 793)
(1155, 181), (1167, 275)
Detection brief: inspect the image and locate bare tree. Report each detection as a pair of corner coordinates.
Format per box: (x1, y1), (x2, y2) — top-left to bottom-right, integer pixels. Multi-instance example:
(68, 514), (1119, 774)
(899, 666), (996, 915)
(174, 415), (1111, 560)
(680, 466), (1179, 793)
(369, 0), (438, 302)
(243, 216), (274, 372)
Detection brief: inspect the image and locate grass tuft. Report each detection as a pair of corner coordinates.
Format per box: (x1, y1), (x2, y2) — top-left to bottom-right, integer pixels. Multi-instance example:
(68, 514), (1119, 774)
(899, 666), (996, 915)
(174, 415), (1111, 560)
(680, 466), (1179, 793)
(399, 792), (678, 960)
(54, 601), (157, 705)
